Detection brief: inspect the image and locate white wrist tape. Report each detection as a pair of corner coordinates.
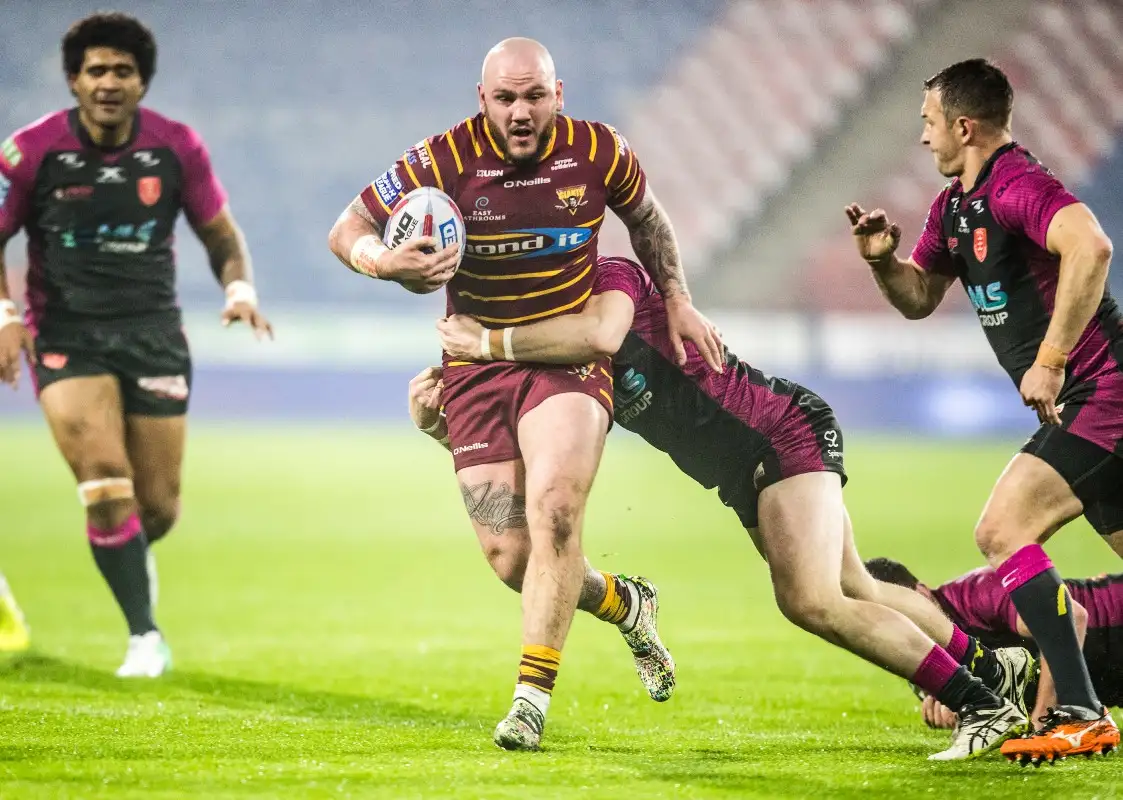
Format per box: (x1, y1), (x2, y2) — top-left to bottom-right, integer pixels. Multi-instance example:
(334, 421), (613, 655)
(0, 299), (19, 331)
(224, 280), (258, 309)
(479, 328), (493, 361)
(502, 327), (515, 361)
(350, 235), (388, 278)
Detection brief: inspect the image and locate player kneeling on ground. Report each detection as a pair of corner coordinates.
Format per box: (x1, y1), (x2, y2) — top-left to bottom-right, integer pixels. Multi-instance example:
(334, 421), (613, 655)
(867, 558), (1122, 744)
(422, 255), (1035, 761)
(0, 13), (272, 677)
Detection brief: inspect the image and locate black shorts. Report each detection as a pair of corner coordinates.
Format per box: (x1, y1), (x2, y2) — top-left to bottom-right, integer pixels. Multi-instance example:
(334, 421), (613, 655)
(1021, 425), (1123, 537)
(724, 385), (848, 530)
(33, 322), (192, 417)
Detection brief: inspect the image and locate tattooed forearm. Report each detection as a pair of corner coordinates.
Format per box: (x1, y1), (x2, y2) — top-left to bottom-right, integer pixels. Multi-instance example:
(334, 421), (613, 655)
(461, 481), (528, 535)
(348, 194), (376, 226)
(196, 209), (252, 285)
(619, 190), (689, 301)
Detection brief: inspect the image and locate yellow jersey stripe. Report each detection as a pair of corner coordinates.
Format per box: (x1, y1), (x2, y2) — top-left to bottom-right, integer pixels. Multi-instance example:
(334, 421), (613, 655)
(465, 118), (483, 157)
(457, 267), (565, 280)
(599, 367), (612, 384)
(586, 121), (598, 162)
(370, 182), (393, 215)
(402, 156), (422, 189)
(483, 119), (505, 160)
(604, 138), (621, 187)
(619, 149), (636, 190)
(474, 287), (592, 324)
(579, 213), (605, 228)
(423, 139), (443, 191)
(598, 389), (614, 408)
(444, 131), (464, 175)
(565, 116), (574, 146)
(620, 168), (644, 206)
(456, 261), (592, 302)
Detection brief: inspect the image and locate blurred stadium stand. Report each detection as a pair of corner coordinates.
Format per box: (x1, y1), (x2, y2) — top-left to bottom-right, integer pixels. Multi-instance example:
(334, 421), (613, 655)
(2, 0), (1122, 434)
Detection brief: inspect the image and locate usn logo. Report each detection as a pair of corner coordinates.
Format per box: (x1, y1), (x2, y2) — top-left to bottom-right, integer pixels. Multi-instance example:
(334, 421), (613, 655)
(464, 227), (591, 260)
(616, 367), (654, 425)
(967, 281), (1009, 327)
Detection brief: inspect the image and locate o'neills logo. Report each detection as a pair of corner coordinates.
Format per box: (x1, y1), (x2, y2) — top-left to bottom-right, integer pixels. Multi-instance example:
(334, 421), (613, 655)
(453, 442), (489, 456)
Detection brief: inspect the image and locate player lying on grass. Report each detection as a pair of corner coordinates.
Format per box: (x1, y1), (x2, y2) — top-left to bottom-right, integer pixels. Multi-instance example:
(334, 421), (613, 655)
(420, 254), (1037, 760)
(866, 558), (1122, 732)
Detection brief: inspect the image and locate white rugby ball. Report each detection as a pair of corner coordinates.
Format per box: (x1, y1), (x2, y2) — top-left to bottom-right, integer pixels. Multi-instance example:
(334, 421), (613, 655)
(384, 186), (466, 268)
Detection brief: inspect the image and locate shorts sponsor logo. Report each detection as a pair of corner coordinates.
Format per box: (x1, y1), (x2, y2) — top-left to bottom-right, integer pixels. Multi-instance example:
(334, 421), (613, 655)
(567, 361), (597, 381)
(555, 185), (588, 215)
(464, 227), (591, 260)
(1, 136), (22, 168)
(137, 176), (162, 206)
(374, 167), (404, 207)
(550, 157), (577, 171)
(823, 429), (842, 459)
(0, 173), (9, 206)
(41, 353), (68, 370)
(752, 462), (767, 490)
(503, 177), (550, 188)
(452, 441), (488, 456)
(617, 389), (654, 425)
(138, 375), (189, 401)
(618, 367), (646, 403)
(973, 228), (988, 261)
(477, 168), (504, 177)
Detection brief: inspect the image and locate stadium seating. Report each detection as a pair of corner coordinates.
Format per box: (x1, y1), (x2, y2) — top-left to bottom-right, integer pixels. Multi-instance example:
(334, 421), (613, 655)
(598, 0), (944, 266)
(799, 0), (1123, 312)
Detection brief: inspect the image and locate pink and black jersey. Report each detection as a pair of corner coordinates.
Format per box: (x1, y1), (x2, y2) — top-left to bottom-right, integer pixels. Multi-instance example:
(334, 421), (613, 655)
(0, 108), (227, 331)
(594, 257), (845, 526)
(911, 143), (1123, 455)
(934, 567), (1123, 706)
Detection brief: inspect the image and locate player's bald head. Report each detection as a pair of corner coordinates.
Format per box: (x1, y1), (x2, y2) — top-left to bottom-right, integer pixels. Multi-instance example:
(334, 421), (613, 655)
(481, 37), (556, 89)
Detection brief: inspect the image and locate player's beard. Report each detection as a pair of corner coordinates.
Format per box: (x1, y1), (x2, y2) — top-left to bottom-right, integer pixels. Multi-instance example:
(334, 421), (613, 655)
(488, 107), (558, 166)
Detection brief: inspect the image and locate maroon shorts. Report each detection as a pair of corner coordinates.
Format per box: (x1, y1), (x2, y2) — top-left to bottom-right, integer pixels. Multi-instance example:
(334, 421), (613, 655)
(441, 359), (614, 471)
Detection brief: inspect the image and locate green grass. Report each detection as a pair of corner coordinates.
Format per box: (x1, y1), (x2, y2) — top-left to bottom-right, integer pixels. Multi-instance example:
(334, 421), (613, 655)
(0, 424), (1119, 798)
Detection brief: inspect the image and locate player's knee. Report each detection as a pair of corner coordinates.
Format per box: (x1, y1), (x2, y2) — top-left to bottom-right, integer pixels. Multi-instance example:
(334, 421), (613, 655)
(775, 586), (844, 638)
(531, 485), (584, 551)
(138, 497), (180, 543)
(77, 455), (131, 483)
(839, 562), (878, 602)
(974, 513), (1012, 563)
(484, 544), (527, 592)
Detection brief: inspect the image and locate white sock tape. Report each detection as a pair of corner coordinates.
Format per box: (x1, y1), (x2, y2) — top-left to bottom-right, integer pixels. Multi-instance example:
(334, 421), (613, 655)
(77, 477), (135, 507)
(502, 327), (515, 361)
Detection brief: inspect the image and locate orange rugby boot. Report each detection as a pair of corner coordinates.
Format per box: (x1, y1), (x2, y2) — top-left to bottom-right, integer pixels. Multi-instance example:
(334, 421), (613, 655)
(1001, 706), (1119, 765)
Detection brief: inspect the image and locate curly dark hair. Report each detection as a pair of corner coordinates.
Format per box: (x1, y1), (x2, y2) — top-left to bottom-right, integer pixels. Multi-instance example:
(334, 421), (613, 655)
(62, 12), (157, 85)
(864, 557), (921, 591)
(924, 58), (1013, 131)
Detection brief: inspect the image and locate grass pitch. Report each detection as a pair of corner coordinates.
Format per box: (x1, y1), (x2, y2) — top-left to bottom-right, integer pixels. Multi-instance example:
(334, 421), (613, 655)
(1, 424), (1119, 798)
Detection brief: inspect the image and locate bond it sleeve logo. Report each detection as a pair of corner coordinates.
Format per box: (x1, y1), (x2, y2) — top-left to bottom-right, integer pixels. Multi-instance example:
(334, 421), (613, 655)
(0, 137), (22, 168)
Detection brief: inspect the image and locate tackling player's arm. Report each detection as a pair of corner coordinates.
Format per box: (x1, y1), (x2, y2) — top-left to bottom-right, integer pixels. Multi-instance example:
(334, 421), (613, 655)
(845, 203), (956, 320)
(616, 188), (723, 372)
(408, 366), (450, 450)
(437, 291), (635, 364)
(1015, 600), (1089, 730)
(0, 237), (37, 389)
(191, 208), (272, 339)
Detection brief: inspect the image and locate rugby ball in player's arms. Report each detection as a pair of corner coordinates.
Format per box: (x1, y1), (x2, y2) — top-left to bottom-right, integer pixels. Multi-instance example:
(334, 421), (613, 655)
(384, 186), (466, 271)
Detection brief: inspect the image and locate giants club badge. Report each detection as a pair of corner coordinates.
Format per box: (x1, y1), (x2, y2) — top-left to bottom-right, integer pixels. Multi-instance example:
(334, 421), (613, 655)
(973, 228), (988, 261)
(137, 176), (162, 206)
